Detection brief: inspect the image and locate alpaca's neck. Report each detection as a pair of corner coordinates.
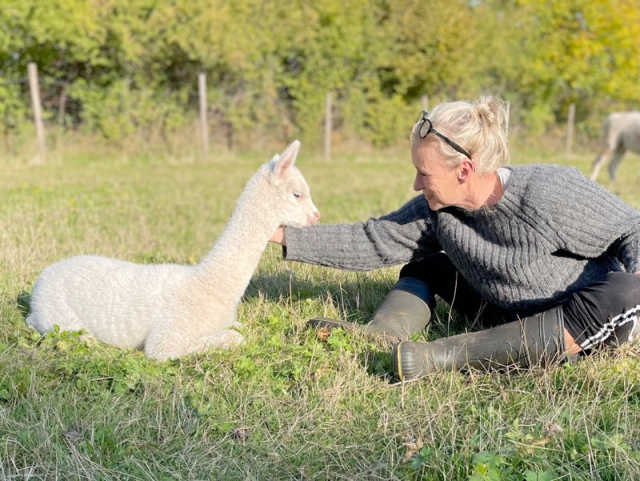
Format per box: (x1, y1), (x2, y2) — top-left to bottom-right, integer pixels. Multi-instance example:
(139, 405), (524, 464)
(196, 174), (280, 299)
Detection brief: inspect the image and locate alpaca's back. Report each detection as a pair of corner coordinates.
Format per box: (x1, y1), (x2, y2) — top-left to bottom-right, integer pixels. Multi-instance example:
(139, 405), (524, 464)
(27, 255), (193, 348)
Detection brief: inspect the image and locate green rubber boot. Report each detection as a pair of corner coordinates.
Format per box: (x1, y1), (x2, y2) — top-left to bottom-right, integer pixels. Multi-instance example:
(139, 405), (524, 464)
(308, 277), (434, 342)
(393, 307), (568, 381)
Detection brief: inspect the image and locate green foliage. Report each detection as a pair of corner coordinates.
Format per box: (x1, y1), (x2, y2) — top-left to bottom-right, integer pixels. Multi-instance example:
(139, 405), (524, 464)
(69, 78), (190, 141)
(0, 83), (29, 133)
(1, 0), (638, 149)
(482, 0), (640, 131)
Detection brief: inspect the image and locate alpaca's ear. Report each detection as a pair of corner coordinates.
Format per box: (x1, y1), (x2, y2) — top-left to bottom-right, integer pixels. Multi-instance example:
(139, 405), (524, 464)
(272, 140), (300, 180)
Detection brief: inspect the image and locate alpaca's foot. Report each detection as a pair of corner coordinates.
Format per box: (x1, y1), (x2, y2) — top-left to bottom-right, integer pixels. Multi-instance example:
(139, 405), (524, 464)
(202, 329), (246, 349)
(79, 332), (98, 343)
(145, 328), (245, 361)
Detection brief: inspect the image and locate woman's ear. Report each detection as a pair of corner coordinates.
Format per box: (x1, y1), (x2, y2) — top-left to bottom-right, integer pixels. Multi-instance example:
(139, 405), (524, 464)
(457, 158), (475, 183)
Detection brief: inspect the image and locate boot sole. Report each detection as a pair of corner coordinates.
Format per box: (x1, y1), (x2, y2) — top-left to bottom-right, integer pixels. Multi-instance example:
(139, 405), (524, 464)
(307, 317), (359, 331)
(307, 317), (401, 344)
(392, 342), (404, 381)
(392, 341), (434, 381)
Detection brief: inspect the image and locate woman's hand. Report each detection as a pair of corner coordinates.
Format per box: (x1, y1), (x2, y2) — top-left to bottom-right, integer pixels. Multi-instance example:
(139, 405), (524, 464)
(270, 227), (286, 245)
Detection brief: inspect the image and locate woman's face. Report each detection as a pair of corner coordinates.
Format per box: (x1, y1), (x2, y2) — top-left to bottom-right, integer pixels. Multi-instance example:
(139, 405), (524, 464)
(411, 139), (461, 211)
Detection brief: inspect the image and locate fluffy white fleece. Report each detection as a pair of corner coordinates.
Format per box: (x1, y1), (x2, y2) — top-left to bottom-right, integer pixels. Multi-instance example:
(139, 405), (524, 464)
(27, 140), (319, 360)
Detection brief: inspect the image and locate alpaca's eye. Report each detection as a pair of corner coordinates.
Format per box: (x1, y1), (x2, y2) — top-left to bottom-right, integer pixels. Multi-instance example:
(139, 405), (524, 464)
(293, 192), (302, 199)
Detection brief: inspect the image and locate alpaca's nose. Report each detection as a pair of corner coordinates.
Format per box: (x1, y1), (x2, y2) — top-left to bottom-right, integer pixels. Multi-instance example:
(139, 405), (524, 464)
(308, 210), (321, 225)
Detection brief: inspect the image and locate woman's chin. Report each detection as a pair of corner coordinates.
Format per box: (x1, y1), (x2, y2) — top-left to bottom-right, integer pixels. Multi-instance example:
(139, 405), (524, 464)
(426, 197), (443, 211)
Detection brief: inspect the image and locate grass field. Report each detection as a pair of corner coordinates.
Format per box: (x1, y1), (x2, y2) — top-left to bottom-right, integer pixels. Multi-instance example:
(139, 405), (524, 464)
(1, 142), (640, 480)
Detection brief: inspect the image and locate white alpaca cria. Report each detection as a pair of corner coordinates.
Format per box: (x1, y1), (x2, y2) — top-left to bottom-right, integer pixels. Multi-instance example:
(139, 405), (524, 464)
(27, 140), (319, 361)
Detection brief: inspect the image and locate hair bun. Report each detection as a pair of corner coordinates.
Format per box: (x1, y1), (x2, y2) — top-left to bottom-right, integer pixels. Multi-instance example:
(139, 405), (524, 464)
(476, 97), (509, 136)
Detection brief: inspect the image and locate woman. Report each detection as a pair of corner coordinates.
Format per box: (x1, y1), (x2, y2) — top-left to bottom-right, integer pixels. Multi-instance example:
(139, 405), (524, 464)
(270, 97), (640, 381)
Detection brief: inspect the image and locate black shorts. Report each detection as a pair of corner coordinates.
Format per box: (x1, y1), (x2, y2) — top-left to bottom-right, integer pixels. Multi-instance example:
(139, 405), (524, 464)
(400, 253), (640, 350)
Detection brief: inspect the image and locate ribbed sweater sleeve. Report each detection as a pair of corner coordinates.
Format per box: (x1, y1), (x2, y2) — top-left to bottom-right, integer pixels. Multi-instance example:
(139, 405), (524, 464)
(521, 165), (640, 273)
(283, 195), (441, 271)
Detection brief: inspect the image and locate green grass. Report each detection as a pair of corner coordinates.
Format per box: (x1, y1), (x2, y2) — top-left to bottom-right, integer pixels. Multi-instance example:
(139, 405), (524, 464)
(1, 143), (640, 480)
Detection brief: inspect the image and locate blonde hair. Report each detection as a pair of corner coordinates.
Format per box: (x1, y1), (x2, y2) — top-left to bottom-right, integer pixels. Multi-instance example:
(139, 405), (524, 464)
(410, 97), (510, 173)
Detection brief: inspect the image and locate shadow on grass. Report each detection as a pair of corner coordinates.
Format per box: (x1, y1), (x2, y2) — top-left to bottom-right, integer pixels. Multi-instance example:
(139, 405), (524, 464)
(244, 271), (345, 302)
(245, 271), (394, 318)
(360, 349), (399, 384)
(244, 272), (425, 382)
(16, 290), (31, 320)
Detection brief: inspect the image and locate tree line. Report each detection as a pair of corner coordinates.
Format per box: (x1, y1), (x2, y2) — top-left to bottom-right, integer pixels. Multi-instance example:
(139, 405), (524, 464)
(1, 0), (639, 149)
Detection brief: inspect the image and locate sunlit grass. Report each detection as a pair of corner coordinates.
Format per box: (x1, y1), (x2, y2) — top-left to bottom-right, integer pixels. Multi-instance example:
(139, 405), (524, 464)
(1, 141), (640, 479)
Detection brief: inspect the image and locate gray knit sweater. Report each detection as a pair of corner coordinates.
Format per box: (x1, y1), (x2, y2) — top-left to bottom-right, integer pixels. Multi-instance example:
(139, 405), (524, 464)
(284, 164), (640, 314)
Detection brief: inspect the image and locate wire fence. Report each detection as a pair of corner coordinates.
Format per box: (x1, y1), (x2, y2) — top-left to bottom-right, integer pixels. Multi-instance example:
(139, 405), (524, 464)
(1, 63), (595, 164)
(3, 63), (351, 163)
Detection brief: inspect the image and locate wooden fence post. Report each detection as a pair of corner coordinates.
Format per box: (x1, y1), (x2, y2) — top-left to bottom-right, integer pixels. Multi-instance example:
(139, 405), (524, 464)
(421, 95), (429, 112)
(56, 82), (68, 151)
(58, 83), (68, 127)
(505, 102), (510, 136)
(198, 73), (209, 159)
(324, 92), (332, 160)
(28, 62), (46, 164)
(565, 103), (575, 157)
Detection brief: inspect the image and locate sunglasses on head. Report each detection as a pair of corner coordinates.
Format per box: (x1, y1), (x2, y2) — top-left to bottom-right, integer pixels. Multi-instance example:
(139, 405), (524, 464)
(416, 111), (472, 160)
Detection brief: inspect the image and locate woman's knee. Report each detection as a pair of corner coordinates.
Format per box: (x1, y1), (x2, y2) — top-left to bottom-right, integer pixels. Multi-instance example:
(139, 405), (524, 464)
(399, 252), (453, 282)
(604, 272), (640, 307)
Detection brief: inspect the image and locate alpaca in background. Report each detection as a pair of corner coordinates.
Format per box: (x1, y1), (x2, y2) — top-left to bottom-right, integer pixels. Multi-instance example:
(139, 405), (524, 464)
(27, 140), (320, 360)
(590, 111), (640, 182)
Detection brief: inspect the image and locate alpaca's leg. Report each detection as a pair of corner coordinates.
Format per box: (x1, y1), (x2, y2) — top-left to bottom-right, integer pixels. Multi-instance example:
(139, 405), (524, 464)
(197, 329), (246, 349)
(145, 328), (245, 361)
(176, 329), (245, 358)
(590, 149), (611, 181)
(608, 145), (627, 181)
(79, 333), (98, 343)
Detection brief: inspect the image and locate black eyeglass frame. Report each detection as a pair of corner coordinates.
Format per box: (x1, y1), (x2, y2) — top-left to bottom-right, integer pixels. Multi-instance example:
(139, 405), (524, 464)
(417, 111), (472, 160)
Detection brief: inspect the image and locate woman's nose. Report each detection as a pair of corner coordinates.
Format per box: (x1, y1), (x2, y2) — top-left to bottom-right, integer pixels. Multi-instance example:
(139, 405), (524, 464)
(413, 174), (423, 192)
